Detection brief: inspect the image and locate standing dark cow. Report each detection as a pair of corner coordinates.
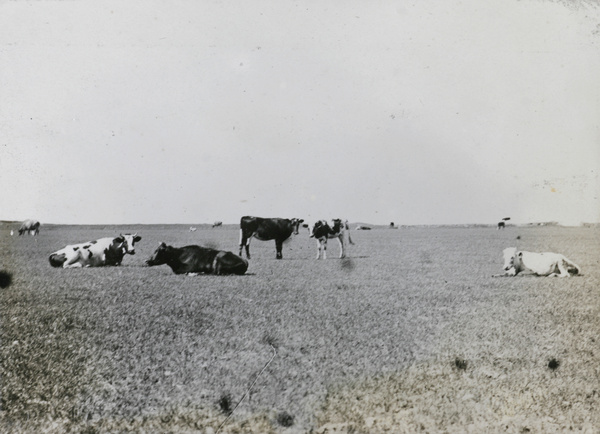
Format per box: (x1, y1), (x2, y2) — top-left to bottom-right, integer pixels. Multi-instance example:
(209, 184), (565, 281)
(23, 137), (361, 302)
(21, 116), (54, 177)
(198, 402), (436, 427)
(497, 221), (505, 230)
(239, 216), (304, 259)
(49, 234), (142, 268)
(19, 219), (40, 236)
(311, 219), (354, 259)
(212, 221), (223, 228)
(145, 242), (248, 275)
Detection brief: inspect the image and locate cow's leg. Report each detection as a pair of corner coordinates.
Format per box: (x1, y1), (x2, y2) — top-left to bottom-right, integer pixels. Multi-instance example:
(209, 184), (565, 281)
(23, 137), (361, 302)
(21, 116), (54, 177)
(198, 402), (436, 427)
(338, 237), (345, 258)
(321, 239), (327, 260)
(62, 250), (83, 268)
(238, 230), (245, 257)
(275, 239), (283, 259)
(239, 230), (251, 259)
(64, 255), (83, 268)
(347, 231), (354, 245)
(555, 260), (571, 277)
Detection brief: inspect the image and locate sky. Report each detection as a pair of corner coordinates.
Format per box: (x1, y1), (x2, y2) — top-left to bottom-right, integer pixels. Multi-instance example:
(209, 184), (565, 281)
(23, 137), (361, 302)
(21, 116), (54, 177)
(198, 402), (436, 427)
(1, 0), (599, 226)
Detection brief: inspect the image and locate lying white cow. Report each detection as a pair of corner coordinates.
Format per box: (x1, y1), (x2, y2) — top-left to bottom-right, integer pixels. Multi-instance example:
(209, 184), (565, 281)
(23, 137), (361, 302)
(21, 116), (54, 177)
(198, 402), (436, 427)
(49, 234), (141, 268)
(495, 247), (581, 277)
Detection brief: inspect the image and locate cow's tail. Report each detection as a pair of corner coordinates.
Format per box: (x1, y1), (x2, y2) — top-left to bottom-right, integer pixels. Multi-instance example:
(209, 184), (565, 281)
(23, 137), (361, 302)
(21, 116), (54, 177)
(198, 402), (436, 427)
(345, 221), (354, 245)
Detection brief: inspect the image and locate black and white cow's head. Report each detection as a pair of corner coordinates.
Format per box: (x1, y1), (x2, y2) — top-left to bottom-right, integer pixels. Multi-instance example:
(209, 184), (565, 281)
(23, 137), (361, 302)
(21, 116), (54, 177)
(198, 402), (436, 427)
(290, 218), (305, 235)
(118, 233), (142, 255)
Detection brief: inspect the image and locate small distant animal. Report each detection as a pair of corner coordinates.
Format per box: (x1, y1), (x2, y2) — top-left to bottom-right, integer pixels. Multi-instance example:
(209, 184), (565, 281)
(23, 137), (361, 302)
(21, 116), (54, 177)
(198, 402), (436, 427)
(145, 242), (248, 275)
(49, 234), (142, 268)
(355, 225), (371, 230)
(239, 216), (304, 259)
(311, 219), (354, 259)
(212, 221), (223, 228)
(494, 247), (581, 277)
(497, 221), (505, 230)
(189, 227), (197, 232)
(10, 230), (14, 236)
(19, 219), (40, 236)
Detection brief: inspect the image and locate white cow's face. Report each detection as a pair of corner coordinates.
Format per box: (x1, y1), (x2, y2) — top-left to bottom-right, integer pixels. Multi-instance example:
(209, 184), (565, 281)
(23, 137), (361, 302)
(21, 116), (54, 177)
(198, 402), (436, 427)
(502, 247), (517, 271)
(121, 233), (142, 255)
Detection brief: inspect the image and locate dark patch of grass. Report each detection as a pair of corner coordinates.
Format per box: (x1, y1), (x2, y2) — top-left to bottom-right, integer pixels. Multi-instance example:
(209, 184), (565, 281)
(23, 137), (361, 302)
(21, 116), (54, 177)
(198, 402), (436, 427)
(276, 411), (294, 427)
(262, 332), (279, 349)
(548, 358), (560, 370)
(340, 257), (355, 271)
(218, 393), (233, 415)
(454, 358), (468, 371)
(0, 270), (12, 288)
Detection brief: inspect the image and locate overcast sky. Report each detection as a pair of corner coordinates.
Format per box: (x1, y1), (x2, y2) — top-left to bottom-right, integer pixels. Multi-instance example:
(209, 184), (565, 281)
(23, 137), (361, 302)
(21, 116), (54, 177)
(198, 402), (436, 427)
(2, 0), (599, 226)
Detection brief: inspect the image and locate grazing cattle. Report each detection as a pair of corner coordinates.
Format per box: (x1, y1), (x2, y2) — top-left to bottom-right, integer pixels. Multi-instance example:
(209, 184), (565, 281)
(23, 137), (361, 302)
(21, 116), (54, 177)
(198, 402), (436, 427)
(497, 221), (505, 230)
(494, 247), (581, 277)
(19, 219), (40, 236)
(189, 227), (197, 232)
(49, 234), (142, 268)
(212, 221), (223, 228)
(239, 216), (304, 259)
(145, 242), (248, 275)
(311, 219), (354, 259)
(355, 225), (371, 230)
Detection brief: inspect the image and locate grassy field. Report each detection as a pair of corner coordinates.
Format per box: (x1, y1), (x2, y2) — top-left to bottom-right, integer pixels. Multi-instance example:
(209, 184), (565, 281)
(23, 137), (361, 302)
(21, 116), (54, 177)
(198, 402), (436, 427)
(1, 223), (599, 433)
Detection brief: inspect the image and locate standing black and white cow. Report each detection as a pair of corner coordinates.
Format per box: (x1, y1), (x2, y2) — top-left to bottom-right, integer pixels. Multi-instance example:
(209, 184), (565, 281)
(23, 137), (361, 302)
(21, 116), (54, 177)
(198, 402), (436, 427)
(497, 221), (505, 230)
(239, 216), (304, 259)
(49, 234), (142, 268)
(311, 219), (354, 259)
(19, 219), (40, 236)
(146, 242), (248, 275)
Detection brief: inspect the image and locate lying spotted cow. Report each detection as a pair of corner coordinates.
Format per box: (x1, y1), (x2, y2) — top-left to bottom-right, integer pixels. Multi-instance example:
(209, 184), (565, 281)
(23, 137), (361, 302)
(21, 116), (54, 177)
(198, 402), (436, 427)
(145, 242), (248, 275)
(311, 219), (354, 259)
(494, 247), (581, 277)
(49, 234), (142, 268)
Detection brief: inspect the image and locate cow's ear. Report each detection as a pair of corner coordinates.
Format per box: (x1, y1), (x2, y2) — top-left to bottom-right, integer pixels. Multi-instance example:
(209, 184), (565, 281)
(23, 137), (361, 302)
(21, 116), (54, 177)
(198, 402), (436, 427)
(134, 235), (142, 242)
(115, 235), (125, 242)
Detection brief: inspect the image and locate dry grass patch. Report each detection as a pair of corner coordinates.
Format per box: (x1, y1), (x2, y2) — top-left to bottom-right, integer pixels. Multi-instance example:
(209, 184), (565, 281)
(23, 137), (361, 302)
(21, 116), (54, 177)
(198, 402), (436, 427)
(315, 356), (598, 433)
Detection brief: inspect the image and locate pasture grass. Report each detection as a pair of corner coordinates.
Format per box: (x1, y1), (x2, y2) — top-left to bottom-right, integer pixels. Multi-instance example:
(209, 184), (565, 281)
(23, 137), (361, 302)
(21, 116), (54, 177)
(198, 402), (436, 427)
(1, 224), (599, 432)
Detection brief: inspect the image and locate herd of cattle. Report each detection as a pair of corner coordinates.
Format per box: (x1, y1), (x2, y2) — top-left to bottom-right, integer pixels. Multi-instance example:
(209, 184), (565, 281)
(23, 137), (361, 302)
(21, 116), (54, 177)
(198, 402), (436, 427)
(39, 217), (355, 275)
(12, 217), (583, 278)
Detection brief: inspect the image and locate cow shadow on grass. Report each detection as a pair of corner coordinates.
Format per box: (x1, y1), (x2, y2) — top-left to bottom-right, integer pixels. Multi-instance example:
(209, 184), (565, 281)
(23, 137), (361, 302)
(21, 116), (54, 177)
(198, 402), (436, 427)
(284, 255), (370, 260)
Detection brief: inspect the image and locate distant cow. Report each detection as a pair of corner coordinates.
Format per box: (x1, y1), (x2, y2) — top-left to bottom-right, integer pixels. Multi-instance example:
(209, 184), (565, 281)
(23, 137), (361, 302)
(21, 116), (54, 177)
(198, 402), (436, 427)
(497, 221), (505, 230)
(494, 247), (581, 277)
(189, 227), (197, 232)
(239, 216), (304, 259)
(212, 221), (223, 228)
(311, 219), (354, 259)
(145, 242), (248, 275)
(49, 234), (142, 268)
(19, 219), (40, 236)
(355, 225), (371, 230)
